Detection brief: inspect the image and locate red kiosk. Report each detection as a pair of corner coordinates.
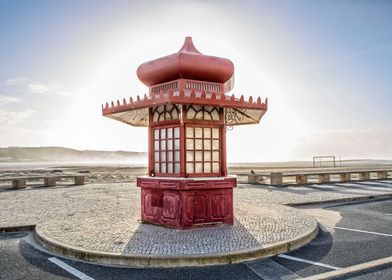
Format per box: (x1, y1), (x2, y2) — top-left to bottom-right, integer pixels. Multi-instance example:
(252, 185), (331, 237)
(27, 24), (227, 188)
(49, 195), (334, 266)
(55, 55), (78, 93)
(102, 37), (267, 229)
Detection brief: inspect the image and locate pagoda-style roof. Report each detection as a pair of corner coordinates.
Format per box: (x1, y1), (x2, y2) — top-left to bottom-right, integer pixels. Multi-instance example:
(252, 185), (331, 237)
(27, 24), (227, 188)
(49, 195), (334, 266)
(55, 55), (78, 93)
(102, 37), (267, 127)
(137, 37), (234, 86)
(102, 89), (267, 127)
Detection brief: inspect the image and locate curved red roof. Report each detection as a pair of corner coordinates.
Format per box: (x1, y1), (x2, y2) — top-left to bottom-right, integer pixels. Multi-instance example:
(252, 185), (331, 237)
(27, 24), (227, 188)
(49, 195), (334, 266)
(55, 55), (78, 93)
(137, 37), (234, 86)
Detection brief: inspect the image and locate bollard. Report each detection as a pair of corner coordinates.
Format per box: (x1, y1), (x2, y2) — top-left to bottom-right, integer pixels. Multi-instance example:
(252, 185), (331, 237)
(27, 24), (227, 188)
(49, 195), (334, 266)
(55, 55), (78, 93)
(12, 179), (26, 189)
(295, 175), (308, 184)
(270, 172), (283, 186)
(74, 176), (85, 185)
(339, 173), (351, 182)
(318, 174), (330, 183)
(44, 177), (56, 187)
(359, 172), (370, 181)
(377, 171), (388, 180)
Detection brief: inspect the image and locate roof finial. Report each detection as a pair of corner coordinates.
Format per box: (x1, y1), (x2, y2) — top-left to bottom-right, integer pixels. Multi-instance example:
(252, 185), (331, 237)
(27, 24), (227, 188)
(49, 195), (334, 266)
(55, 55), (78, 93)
(179, 36), (201, 54)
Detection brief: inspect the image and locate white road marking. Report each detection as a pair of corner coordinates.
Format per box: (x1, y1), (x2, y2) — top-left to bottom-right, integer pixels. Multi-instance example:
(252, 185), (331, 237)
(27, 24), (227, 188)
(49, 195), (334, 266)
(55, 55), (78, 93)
(333, 226), (392, 237)
(277, 254), (341, 270)
(245, 258), (302, 279)
(386, 213), (392, 216)
(301, 256), (392, 280)
(48, 257), (95, 280)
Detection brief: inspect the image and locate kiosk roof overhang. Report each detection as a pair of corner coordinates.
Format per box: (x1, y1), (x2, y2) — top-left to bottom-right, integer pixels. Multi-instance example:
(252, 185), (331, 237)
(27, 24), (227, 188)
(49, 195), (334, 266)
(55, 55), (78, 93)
(102, 89), (267, 127)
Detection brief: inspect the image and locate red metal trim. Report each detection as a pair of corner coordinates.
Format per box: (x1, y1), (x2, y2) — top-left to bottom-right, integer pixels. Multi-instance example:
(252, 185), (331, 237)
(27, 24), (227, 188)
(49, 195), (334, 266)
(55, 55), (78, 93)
(149, 78), (224, 95)
(102, 88), (267, 116)
(221, 124), (227, 177)
(148, 108), (153, 176)
(180, 108), (186, 177)
(150, 119), (181, 127)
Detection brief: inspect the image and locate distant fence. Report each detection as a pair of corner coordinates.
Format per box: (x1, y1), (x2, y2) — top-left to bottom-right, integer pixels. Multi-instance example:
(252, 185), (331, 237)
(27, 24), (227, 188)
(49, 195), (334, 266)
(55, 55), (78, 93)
(313, 156), (340, 168)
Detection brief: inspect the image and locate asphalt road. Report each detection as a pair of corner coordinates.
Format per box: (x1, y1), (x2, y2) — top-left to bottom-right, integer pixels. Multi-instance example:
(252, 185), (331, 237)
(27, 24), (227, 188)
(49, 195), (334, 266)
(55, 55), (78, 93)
(1, 199), (391, 280)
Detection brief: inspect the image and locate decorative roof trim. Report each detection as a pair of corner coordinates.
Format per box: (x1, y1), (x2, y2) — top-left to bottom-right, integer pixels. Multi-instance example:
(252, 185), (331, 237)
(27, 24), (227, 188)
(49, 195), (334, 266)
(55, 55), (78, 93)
(102, 89), (267, 116)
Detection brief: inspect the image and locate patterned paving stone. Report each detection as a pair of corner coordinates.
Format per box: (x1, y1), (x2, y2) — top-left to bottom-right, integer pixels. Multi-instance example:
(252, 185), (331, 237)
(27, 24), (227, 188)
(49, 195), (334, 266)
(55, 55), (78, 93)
(1, 181), (391, 257)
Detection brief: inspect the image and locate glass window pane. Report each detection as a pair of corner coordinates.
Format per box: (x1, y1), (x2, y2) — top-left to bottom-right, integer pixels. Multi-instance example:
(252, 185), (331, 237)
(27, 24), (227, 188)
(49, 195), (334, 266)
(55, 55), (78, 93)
(172, 109), (178, 119)
(154, 152), (159, 161)
(204, 139), (211, 150)
(195, 139), (203, 149)
(212, 140), (220, 150)
(160, 163), (166, 173)
(174, 163), (180, 174)
(195, 151), (202, 161)
(195, 163), (203, 173)
(174, 127), (180, 138)
(167, 152), (173, 162)
(160, 140), (166, 150)
(160, 129), (166, 139)
(204, 162), (211, 173)
(187, 107), (196, 119)
(213, 151), (220, 161)
(157, 105), (164, 113)
(186, 151), (194, 161)
(174, 139), (180, 150)
(160, 151), (166, 162)
(165, 112), (171, 120)
(154, 129), (159, 139)
(153, 111), (159, 122)
(186, 127), (194, 138)
(154, 163), (159, 173)
(166, 104), (173, 111)
(154, 141), (159, 151)
(204, 151), (211, 161)
(204, 113), (212, 120)
(212, 128), (219, 138)
(193, 105), (202, 111)
(204, 128), (211, 138)
(167, 128), (173, 138)
(174, 151), (180, 162)
(195, 112), (203, 120)
(211, 109), (219, 120)
(186, 163), (194, 173)
(167, 163), (173, 173)
(167, 140), (173, 150)
(213, 163), (220, 173)
(195, 128), (202, 138)
(186, 139), (194, 149)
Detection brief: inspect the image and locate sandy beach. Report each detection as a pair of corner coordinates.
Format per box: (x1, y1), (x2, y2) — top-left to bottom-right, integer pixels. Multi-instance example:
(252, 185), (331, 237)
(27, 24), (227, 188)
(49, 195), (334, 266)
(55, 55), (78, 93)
(1, 160), (392, 187)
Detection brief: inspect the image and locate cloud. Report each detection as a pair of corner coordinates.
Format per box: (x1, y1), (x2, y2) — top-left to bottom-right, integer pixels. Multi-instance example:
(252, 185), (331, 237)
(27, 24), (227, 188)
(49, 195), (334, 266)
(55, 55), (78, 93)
(0, 95), (22, 105)
(5, 78), (75, 97)
(0, 109), (36, 125)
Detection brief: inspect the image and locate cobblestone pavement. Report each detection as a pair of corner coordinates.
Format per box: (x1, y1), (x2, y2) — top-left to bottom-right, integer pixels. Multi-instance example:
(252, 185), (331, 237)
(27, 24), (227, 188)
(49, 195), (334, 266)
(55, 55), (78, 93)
(0, 180), (391, 256)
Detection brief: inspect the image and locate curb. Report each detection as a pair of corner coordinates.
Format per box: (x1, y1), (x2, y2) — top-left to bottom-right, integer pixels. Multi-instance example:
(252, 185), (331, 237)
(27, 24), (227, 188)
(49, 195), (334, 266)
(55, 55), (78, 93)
(0, 225), (35, 233)
(285, 193), (392, 207)
(34, 222), (319, 268)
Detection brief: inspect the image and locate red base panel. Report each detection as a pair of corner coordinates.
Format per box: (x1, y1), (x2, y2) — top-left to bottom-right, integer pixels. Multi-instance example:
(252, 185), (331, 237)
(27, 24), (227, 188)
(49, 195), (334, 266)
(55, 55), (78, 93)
(136, 176), (236, 229)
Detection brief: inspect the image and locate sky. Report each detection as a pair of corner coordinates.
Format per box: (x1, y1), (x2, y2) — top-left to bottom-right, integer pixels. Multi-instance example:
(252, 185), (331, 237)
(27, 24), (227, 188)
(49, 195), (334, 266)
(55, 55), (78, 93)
(0, 0), (391, 162)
